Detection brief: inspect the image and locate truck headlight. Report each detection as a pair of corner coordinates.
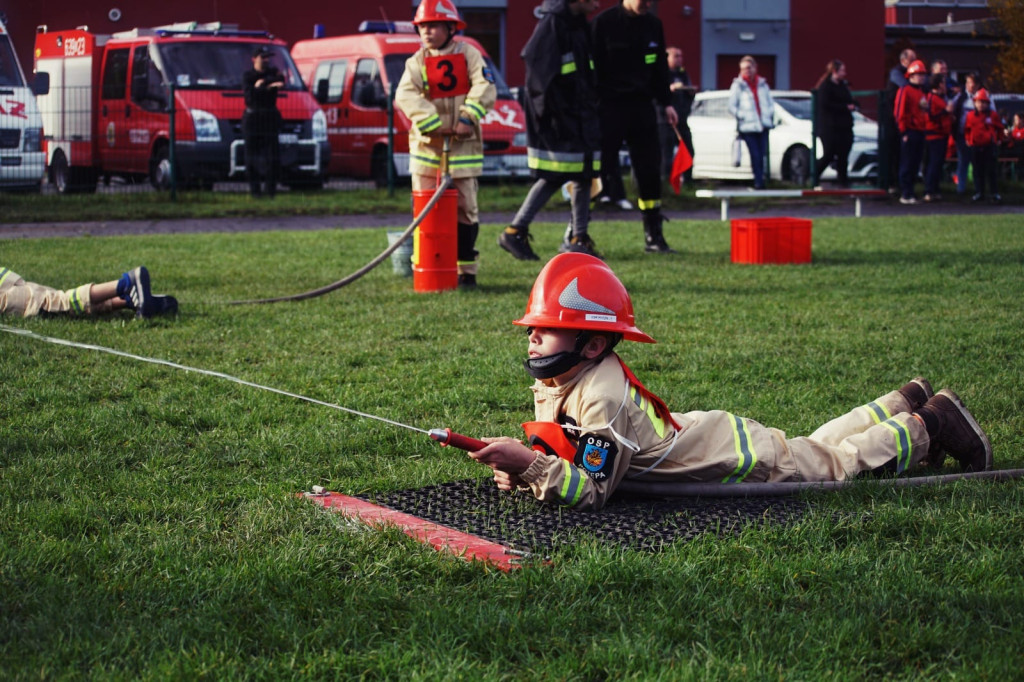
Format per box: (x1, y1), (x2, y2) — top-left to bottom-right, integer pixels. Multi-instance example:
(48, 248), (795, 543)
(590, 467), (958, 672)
(23, 127), (43, 152)
(513, 132), (527, 148)
(312, 109), (327, 143)
(190, 109), (222, 143)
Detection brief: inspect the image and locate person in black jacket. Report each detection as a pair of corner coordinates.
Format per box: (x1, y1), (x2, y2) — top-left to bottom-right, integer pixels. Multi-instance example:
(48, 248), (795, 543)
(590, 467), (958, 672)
(813, 59), (857, 188)
(499, 0), (602, 260)
(242, 47), (285, 198)
(592, 0), (677, 253)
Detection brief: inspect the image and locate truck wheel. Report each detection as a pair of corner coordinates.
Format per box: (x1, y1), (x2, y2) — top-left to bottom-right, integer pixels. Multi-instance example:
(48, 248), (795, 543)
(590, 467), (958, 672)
(50, 150), (97, 194)
(784, 146), (810, 186)
(371, 147), (394, 189)
(149, 144), (176, 190)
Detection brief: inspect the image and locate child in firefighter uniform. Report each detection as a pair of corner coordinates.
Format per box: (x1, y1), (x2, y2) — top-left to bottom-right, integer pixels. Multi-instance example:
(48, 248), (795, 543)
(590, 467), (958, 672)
(468, 253), (993, 511)
(964, 88), (1005, 204)
(0, 265), (176, 319)
(395, 0), (497, 288)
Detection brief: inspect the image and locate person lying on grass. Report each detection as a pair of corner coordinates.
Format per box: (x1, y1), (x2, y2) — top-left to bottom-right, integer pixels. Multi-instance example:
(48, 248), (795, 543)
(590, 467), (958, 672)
(468, 253), (992, 511)
(0, 265), (177, 319)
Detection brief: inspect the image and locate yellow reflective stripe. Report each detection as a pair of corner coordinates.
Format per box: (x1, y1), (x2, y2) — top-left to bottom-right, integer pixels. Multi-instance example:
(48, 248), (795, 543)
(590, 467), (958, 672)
(880, 417), (913, 473)
(0, 268), (11, 287)
(631, 386), (666, 438)
(561, 62), (577, 75)
(723, 413), (758, 483)
(865, 401), (892, 425)
(645, 53), (657, 65)
(529, 157), (584, 173)
(558, 459), (585, 507)
(464, 100), (487, 119)
(637, 198), (661, 210)
(449, 154), (483, 168)
(69, 288), (84, 315)
(589, 59), (595, 70)
(412, 153), (440, 168)
(418, 114), (442, 133)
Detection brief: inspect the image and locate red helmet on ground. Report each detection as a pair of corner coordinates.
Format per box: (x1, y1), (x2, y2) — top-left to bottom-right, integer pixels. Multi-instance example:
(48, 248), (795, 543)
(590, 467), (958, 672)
(974, 88), (991, 103)
(905, 60), (927, 76)
(514, 253), (656, 344)
(413, 0), (467, 30)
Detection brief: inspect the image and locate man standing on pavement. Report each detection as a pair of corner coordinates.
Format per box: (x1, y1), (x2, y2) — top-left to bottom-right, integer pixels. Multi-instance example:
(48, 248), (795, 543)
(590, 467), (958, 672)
(592, 0), (677, 253)
(660, 46), (696, 185)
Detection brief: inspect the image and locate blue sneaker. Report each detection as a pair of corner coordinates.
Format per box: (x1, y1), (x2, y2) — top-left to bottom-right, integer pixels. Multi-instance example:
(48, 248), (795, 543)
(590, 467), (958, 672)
(125, 266), (156, 319)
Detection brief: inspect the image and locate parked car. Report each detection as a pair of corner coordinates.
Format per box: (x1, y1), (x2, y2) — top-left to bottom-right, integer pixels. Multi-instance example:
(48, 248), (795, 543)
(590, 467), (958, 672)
(991, 93), (1024, 128)
(686, 90), (878, 185)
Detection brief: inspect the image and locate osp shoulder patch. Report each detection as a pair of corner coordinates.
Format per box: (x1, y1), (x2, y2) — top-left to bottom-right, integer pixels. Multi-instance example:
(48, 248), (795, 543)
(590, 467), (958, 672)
(574, 433), (618, 482)
(482, 66), (495, 84)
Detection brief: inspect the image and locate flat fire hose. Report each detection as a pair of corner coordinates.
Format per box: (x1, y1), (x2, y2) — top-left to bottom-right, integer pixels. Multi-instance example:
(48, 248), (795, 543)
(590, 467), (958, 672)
(617, 467), (1024, 498)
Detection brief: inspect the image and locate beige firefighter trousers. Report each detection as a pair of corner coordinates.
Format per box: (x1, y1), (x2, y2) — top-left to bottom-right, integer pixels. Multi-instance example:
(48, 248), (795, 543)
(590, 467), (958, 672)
(0, 268), (96, 318)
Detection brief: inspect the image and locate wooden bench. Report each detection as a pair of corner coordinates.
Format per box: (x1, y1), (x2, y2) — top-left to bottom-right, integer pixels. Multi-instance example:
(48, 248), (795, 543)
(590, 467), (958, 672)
(695, 188), (888, 221)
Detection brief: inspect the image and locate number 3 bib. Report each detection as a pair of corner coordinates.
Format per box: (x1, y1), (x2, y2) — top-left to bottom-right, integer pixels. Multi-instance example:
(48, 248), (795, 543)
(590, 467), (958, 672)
(424, 53), (470, 100)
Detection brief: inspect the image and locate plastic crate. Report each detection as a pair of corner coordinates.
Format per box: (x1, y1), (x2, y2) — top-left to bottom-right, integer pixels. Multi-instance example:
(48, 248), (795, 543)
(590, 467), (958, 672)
(730, 217), (812, 264)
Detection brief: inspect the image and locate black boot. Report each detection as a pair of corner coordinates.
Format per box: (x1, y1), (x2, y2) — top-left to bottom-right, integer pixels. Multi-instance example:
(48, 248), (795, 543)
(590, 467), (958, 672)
(642, 211), (676, 254)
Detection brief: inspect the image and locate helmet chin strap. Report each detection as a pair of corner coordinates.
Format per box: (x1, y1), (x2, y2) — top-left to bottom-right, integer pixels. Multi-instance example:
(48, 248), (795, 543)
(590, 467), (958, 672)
(523, 332), (592, 380)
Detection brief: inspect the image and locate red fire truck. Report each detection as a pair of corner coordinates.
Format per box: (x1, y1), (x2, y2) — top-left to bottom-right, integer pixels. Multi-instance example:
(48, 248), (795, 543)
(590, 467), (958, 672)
(291, 21), (527, 187)
(34, 21), (329, 193)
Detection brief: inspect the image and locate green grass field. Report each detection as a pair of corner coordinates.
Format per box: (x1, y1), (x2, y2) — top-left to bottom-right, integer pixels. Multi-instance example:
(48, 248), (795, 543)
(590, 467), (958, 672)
(2, 214), (1022, 679)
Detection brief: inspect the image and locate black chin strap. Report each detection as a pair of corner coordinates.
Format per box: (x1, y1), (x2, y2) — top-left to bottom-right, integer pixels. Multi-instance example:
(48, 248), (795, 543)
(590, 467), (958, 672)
(523, 332), (592, 380)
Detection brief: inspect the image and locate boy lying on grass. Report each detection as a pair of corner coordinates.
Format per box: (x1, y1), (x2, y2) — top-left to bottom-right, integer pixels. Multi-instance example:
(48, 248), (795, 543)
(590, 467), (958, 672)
(0, 266), (177, 319)
(469, 253), (992, 511)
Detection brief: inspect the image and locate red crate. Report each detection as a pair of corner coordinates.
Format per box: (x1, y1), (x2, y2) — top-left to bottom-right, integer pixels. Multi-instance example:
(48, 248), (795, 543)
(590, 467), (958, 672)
(731, 217), (812, 264)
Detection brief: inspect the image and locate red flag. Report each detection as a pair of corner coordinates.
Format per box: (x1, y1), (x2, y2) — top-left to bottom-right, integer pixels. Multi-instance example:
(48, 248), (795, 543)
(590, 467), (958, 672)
(669, 140), (693, 194)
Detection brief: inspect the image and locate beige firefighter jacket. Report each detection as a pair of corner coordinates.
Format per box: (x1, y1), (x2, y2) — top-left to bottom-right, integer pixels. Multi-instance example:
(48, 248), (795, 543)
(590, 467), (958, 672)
(395, 40), (496, 178)
(517, 353), (928, 511)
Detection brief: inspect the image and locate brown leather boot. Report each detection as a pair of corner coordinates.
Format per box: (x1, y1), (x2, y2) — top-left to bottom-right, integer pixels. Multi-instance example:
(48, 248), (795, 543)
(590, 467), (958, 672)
(914, 389), (993, 472)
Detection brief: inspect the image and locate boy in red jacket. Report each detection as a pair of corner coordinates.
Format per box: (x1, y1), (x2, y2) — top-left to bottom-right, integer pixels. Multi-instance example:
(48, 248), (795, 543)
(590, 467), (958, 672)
(893, 60), (929, 204)
(923, 74), (952, 202)
(964, 88), (1004, 203)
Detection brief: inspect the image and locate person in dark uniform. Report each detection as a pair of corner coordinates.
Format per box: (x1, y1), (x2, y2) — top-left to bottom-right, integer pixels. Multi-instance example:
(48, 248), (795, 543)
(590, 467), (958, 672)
(242, 47), (284, 198)
(659, 46), (696, 185)
(813, 59), (857, 188)
(499, 0), (602, 261)
(592, 0), (677, 253)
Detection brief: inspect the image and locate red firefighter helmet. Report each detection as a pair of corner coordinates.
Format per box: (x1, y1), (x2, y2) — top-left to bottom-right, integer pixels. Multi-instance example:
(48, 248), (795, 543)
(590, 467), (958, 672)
(974, 88), (991, 103)
(905, 60), (927, 77)
(413, 0), (467, 30)
(514, 253), (656, 344)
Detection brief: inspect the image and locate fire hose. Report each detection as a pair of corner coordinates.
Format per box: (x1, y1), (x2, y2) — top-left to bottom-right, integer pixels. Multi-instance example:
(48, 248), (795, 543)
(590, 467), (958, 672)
(229, 137), (454, 305)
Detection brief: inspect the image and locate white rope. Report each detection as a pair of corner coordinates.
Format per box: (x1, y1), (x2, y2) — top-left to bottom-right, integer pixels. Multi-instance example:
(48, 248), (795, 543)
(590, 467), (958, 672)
(0, 324), (427, 434)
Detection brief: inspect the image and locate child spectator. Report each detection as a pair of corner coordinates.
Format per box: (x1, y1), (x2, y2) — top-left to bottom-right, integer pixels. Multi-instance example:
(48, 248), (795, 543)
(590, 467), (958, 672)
(893, 59), (929, 204)
(1, 266), (177, 319)
(923, 73), (952, 202)
(1005, 112), (1024, 181)
(468, 253), (992, 511)
(964, 89), (1004, 204)
(395, 0), (497, 288)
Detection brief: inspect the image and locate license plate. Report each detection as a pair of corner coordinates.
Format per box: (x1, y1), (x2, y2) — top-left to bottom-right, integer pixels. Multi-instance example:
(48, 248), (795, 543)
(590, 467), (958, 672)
(278, 133), (298, 145)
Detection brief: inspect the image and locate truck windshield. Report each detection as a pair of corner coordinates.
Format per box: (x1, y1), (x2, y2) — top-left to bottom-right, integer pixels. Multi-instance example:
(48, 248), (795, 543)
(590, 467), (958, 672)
(0, 36), (26, 87)
(157, 41), (304, 91)
(382, 53), (514, 100)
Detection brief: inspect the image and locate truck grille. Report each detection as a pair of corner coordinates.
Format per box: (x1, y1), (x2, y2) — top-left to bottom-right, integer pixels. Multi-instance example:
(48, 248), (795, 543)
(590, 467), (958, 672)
(0, 129), (21, 150)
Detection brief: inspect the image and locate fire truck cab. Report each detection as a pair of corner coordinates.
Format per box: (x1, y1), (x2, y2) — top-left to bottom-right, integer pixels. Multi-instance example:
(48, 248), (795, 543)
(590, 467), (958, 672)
(291, 21), (527, 187)
(34, 21), (329, 193)
(0, 19), (47, 192)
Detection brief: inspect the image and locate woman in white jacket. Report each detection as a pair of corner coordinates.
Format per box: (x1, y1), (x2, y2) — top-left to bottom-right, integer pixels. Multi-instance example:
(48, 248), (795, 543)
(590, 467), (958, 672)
(728, 56), (776, 189)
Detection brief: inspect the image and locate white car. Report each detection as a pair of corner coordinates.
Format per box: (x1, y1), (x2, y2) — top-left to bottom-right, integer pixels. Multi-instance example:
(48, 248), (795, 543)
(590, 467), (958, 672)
(686, 90), (879, 185)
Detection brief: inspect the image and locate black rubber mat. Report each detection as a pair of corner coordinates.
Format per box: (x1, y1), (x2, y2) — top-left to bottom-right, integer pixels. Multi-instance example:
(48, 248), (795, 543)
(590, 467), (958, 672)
(366, 478), (810, 556)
